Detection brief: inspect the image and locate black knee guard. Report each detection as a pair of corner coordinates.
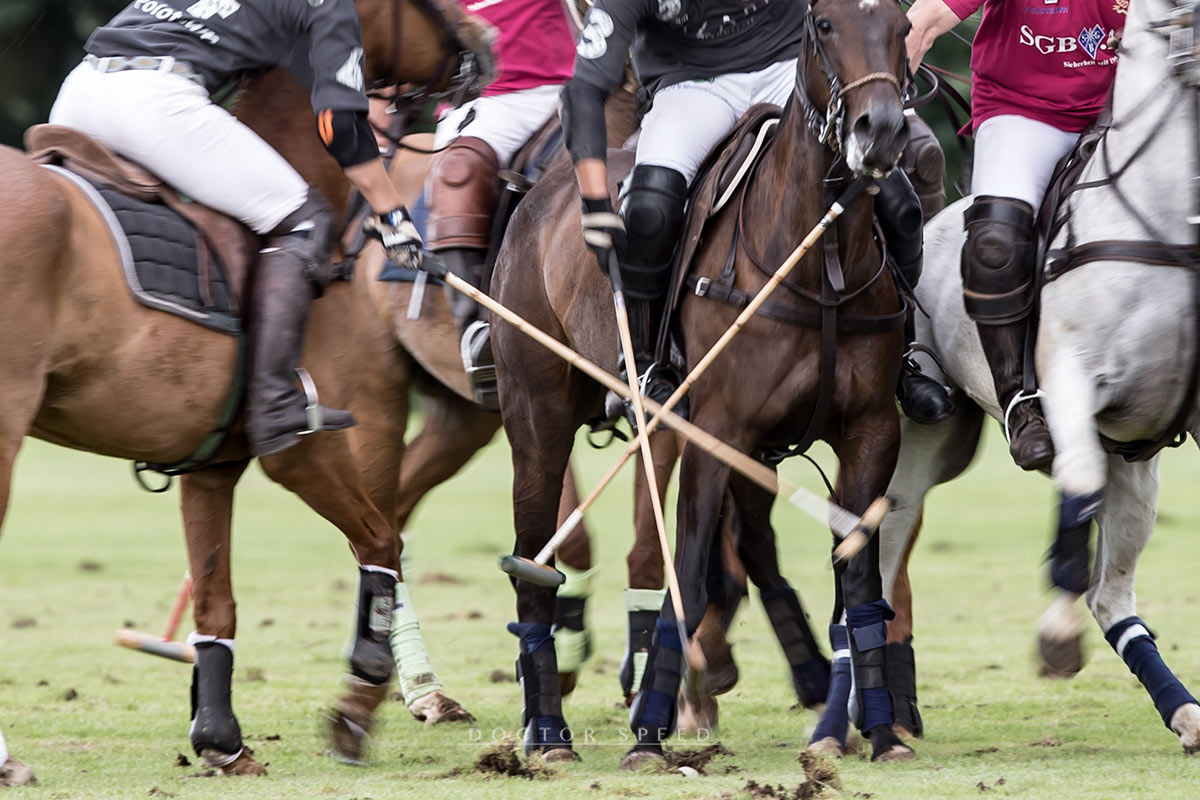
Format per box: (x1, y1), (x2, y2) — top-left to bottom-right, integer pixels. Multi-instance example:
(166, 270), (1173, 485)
(267, 190), (339, 292)
(875, 169), (925, 291)
(619, 165), (688, 300)
(885, 637), (923, 737)
(899, 114), (946, 221)
(189, 642), (242, 758)
(961, 196), (1037, 325)
(760, 583), (830, 708)
(629, 619), (683, 745)
(348, 568), (397, 686)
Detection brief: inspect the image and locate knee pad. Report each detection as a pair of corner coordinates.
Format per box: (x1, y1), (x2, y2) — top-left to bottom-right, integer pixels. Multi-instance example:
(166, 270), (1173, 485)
(899, 114), (946, 221)
(961, 196), (1037, 325)
(427, 137), (500, 250)
(267, 190), (339, 289)
(348, 568), (397, 686)
(189, 642), (242, 758)
(874, 169), (924, 290)
(619, 165), (688, 300)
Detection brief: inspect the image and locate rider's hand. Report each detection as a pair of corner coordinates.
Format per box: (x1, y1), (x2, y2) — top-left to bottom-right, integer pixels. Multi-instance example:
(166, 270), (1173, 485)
(580, 196), (626, 276)
(364, 206), (423, 270)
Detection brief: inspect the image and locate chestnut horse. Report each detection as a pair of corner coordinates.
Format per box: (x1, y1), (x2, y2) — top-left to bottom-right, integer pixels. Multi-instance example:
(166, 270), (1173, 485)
(0, 0), (490, 774)
(491, 0), (916, 765)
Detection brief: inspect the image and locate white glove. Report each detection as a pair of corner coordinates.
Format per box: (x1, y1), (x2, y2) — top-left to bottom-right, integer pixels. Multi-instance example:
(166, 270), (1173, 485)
(364, 206), (423, 270)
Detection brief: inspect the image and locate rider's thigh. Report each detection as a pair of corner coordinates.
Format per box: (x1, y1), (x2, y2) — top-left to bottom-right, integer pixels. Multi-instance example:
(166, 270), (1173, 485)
(433, 85), (562, 165)
(972, 114), (1079, 211)
(634, 80), (743, 184)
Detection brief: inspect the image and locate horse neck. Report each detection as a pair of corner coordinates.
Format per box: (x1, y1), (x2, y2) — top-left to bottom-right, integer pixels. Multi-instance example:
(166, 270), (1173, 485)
(362, 0), (454, 86)
(1089, 0), (1196, 243)
(233, 70), (351, 221)
(744, 101), (877, 290)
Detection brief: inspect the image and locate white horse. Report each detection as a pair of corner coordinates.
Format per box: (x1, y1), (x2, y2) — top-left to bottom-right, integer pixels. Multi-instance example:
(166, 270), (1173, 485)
(879, 0), (1200, 752)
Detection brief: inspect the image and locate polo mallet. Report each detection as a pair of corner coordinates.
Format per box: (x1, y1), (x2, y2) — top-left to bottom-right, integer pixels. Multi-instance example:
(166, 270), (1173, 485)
(497, 178), (888, 586)
(116, 573), (196, 663)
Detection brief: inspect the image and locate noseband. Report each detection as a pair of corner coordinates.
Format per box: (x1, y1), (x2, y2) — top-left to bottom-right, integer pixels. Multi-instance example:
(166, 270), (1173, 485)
(793, 2), (904, 152)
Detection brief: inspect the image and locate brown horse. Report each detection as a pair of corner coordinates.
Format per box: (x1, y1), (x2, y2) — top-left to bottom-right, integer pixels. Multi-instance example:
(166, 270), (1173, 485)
(491, 0), (915, 765)
(0, 0), (490, 774)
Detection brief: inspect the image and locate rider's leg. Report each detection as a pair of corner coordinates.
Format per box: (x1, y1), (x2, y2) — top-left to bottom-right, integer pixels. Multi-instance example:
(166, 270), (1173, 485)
(967, 116), (1080, 470)
(874, 169), (954, 424)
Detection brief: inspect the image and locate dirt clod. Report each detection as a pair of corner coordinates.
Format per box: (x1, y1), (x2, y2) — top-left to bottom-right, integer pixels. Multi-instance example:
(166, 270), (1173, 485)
(1030, 736), (1062, 747)
(11, 618), (36, 629)
(265, 734), (281, 741)
(241, 667), (266, 682)
(259, 618), (275, 627)
(62, 688), (78, 701)
(78, 560), (103, 572)
(174, 753), (191, 767)
(473, 741), (556, 779)
(418, 572), (464, 585)
(658, 742), (734, 775)
(743, 752), (839, 799)
(36, 679), (48, 687)
(147, 787), (177, 797)
(973, 746), (999, 755)
(489, 669), (515, 683)
(466, 610), (484, 619)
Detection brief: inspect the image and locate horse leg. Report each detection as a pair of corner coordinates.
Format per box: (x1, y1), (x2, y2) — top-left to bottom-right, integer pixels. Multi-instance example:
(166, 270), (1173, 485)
(622, 434), (732, 769)
(730, 471), (830, 710)
(1089, 456), (1200, 753)
(554, 461), (596, 696)
(881, 402), (986, 737)
(0, 722), (34, 787)
(831, 412), (912, 763)
(620, 428), (678, 703)
(178, 461), (267, 775)
(258, 439), (401, 764)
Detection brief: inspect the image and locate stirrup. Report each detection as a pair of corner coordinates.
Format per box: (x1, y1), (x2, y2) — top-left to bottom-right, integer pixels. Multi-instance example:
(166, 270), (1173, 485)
(296, 367), (326, 434)
(1003, 388), (1046, 444)
(460, 320), (498, 411)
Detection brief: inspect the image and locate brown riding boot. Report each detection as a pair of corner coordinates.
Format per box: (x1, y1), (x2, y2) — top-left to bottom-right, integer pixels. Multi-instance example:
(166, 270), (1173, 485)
(440, 247), (499, 411)
(246, 198), (354, 457)
(976, 321), (1054, 471)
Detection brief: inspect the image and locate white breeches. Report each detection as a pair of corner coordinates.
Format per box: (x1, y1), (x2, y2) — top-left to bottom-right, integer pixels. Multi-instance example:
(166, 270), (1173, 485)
(971, 114), (1081, 212)
(635, 58), (797, 185)
(50, 61), (309, 234)
(433, 84), (564, 166)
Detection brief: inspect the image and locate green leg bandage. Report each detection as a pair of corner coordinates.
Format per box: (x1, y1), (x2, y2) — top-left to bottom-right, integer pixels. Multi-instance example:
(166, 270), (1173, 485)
(620, 587), (666, 697)
(390, 582), (442, 706)
(553, 565), (597, 674)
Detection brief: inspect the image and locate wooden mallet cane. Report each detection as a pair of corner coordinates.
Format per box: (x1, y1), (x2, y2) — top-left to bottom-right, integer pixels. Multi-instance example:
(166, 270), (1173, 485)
(116, 573), (196, 663)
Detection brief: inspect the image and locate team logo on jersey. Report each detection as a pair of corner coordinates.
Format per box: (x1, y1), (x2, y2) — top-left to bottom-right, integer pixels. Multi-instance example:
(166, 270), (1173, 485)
(1078, 23), (1105, 57)
(336, 47), (365, 91)
(577, 9), (614, 59)
(185, 0), (240, 19)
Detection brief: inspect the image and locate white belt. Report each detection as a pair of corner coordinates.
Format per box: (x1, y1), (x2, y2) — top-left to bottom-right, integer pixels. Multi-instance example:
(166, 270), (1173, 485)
(84, 54), (205, 87)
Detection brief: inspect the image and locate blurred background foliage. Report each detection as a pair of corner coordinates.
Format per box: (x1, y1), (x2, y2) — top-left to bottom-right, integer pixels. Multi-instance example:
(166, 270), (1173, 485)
(0, 1), (977, 191)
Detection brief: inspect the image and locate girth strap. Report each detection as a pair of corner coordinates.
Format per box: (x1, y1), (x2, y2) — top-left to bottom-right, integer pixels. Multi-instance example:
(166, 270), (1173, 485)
(685, 274), (904, 332)
(1047, 239), (1200, 281)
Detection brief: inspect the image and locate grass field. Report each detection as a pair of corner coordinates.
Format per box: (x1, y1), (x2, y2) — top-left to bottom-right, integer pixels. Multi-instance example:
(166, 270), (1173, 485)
(2, 423), (1199, 799)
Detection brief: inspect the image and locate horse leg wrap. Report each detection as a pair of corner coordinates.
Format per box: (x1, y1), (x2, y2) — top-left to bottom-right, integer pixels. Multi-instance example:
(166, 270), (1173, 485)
(760, 583), (830, 708)
(553, 565), (596, 674)
(390, 582), (442, 706)
(508, 622), (572, 753)
(846, 601), (896, 732)
(189, 639), (243, 762)
(620, 588), (666, 697)
(810, 624), (852, 746)
(348, 567), (398, 686)
(886, 637), (923, 737)
(1050, 491), (1101, 594)
(629, 618), (683, 747)
(1106, 616), (1198, 727)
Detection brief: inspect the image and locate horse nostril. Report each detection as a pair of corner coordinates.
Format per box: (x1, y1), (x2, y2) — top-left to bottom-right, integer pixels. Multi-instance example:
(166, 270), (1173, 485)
(852, 112), (873, 143)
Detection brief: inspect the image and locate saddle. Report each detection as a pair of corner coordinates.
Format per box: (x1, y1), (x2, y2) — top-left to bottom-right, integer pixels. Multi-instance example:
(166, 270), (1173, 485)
(25, 124), (254, 335)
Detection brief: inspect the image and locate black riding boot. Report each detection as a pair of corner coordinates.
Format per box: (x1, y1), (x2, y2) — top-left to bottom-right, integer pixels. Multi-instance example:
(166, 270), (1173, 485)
(876, 170), (954, 424)
(962, 196), (1054, 471)
(441, 247), (498, 411)
(246, 196), (354, 457)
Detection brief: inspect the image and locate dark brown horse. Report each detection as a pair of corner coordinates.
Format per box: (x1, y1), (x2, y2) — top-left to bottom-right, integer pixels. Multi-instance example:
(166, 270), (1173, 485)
(0, 0), (489, 774)
(491, 0), (915, 765)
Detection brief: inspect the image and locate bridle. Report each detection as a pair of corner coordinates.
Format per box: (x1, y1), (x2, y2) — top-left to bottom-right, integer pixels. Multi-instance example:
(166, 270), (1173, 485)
(792, 0), (905, 153)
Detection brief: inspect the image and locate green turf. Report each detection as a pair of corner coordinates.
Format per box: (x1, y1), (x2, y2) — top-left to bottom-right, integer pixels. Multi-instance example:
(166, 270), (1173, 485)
(1, 424), (1198, 799)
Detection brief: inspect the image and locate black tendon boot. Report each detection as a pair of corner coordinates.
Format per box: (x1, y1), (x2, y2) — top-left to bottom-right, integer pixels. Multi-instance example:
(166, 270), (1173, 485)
(886, 637), (923, 738)
(441, 248), (498, 411)
(508, 622), (577, 761)
(623, 619), (683, 770)
(246, 196), (354, 457)
(190, 642), (262, 774)
(619, 588), (665, 702)
(760, 583), (831, 709)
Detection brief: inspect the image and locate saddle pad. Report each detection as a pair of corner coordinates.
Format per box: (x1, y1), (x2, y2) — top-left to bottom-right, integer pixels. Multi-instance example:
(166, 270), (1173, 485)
(43, 165), (240, 335)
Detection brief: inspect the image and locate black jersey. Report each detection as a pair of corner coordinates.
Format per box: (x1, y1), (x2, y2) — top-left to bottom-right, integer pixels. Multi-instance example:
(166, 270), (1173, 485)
(86, 0), (368, 113)
(572, 0), (807, 97)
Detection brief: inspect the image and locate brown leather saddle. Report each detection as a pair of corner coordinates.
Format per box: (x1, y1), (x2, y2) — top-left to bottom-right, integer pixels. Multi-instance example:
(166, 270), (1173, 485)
(26, 124), (256, 330)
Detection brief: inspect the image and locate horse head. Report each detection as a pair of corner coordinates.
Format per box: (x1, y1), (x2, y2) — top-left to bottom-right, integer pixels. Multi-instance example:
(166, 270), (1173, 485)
(356, 0), (496, 100)
(797, 0), (910, 177)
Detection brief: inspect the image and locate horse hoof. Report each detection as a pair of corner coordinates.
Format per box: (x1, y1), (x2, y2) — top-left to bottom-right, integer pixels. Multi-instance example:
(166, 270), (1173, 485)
(806, 737), (844, 759)
(619, 749), (663, 771)
(409, 691), (476, 725)
(1038, 632), (1085, 678)
(677, 692), (719, 734)
(1170, 703), (1200, 754)
(204, 749), (267, 776)
(559, 671), (579, 697)
(0, 758), (36, 786)
(845, 726), (863, 755)
(872, 743), (915, 763)
(327, 711), (370, 765)
(893, 724), (917, 740)
(540, 747), (581, 763)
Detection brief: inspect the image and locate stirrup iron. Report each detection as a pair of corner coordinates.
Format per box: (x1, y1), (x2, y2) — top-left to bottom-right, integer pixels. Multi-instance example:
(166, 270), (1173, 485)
(1003, 388), (1046, 444)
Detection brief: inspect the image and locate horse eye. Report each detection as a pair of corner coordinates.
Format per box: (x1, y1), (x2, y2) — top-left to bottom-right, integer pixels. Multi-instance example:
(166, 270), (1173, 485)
(816, 17), (833, 34)
(901, 20), (912, 38)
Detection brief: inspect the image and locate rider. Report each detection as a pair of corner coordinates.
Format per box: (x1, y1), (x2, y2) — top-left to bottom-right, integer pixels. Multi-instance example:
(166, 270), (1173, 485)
(49, 0), (423, 457)
(560, 0), (953, 431)
(906, 0), (1123, 469)
(426, 0), (577, 410)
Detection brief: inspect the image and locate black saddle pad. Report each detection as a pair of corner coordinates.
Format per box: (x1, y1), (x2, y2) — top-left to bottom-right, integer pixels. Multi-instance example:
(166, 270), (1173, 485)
(89, 178), (240, 335)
